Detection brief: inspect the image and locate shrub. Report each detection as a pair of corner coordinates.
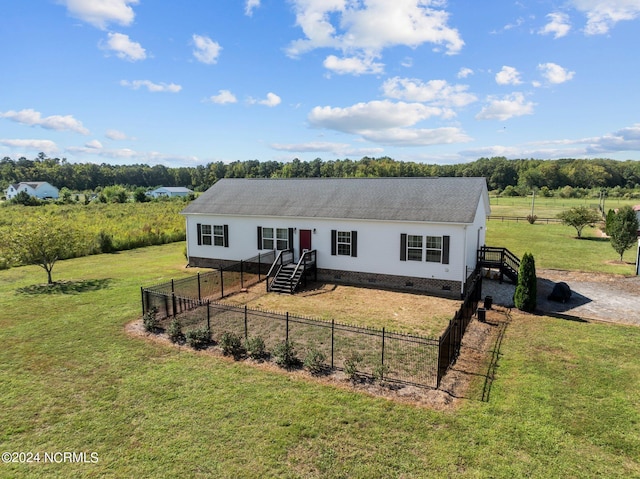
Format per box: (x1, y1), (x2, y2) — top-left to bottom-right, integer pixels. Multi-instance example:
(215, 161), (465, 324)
(273, 340), (299, 369)
(343, 352), (362, 382)
(526, 214), (538, 224)
(303, 348), (327, 375)
(185, 327), (211, 350)
(219, 332), (245, 359)
(142, 308), (158, 333)
(97, 231), (115, 253)
(167, 318), (185, 344)
(245, 336), (266, 360)
(373, 364), (391, 383)
(514, 252), (537, 312)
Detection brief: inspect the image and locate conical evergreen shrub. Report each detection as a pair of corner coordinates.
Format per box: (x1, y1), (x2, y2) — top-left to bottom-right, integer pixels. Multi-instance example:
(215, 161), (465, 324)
(514, 252), (537, 312)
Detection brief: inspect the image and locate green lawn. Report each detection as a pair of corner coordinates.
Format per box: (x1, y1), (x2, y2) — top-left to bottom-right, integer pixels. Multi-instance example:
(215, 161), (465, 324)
(486, 220), (638, 274)
(489, 195), (638, 219)
(1, 242), (639, 477)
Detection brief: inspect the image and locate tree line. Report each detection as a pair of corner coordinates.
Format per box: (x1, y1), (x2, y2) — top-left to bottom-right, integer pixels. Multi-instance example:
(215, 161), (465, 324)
(2, 153), (640, 195)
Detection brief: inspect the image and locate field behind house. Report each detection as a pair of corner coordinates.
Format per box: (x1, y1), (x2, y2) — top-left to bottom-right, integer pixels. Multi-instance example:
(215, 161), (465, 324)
(489, 194), (638, 218)
(0, 201), (185, 264)
(1, 242), (639, 478)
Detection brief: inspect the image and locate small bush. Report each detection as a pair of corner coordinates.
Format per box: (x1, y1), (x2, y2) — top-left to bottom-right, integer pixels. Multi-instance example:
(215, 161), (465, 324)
(185, 327), (211, 350)
(98, 231), (115, 253)
(373, 364), (391, 383)
(343, 352), (362, 382)
(303, 348), (327, 375)
(526, 214), (538, 224)
(219, 332), (245, 359)
(167, 318), (185, 344)
(142, 308), (158, 333)
(245, 336), (266, 360)
(273, 340), (299, 369)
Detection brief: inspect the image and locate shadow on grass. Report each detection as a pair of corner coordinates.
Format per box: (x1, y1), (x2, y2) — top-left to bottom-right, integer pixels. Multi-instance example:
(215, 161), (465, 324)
(17, 278), (112, 295)
(580, 236), (610, 242)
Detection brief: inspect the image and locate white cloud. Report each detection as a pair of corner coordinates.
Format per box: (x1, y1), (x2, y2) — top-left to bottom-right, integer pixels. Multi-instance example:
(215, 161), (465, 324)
(248, 92), (281, 107)
(271, 141), (352, 153)
(382, 77), (477, 109)
(457, 67), (474, 79)
(323, 54), (384, 75)
(60, 0), (138, 29)
(476, 92), (535, 121)
(356, 127), (471, 146)
(580, 123), (640, 153)
(538, 62), (575, 84)
(571, 0), (640, 35)
(100, 32), (146, 61)
(105, 129), (129, 140)
(286, 0), (464, 73)
(462, 123), (640, 159)
(245, 0), (260, 16)
(539, 12), (572, 38)
(208, 90), (237, 104)
(192, 34), (222, 65)
(120, 80), (182, 93)
(307, 99), (471, 146)
(0, 138), (59, 155)
(1, 108), (90, 135)
(85, 139), (103, 149)
(495, 66), (523, 85)
(309, 100), (443, 132)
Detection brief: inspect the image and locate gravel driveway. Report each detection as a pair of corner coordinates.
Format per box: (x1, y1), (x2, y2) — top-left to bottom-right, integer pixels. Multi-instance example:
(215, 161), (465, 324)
(481, 269), (640, 326)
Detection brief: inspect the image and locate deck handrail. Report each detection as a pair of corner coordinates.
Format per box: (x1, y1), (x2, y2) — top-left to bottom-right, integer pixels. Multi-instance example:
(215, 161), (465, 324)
(288, 250), (317, 293)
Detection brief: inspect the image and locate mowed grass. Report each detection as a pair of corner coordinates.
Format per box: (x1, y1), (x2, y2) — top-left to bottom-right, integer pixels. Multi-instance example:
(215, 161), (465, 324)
(486, 220), (638, 274)
(1, 242), (640, 477)
(489, 195), (638, 218)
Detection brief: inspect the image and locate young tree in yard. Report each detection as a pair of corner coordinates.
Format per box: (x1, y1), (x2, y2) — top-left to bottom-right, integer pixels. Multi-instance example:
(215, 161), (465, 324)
(557, 206), (602, 238)
(0, 215), (87, 284)
(609, 206), (640, 262)
(514, 252), (537, 312)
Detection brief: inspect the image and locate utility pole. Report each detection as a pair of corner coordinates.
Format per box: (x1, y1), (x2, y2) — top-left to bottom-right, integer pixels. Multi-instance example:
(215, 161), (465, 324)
(530, 188), (536, 217)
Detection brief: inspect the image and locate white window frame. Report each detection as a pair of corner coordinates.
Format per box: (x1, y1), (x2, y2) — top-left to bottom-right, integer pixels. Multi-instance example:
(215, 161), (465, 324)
(200, 224), (212, 246)
(337, 231), (352, 256)
(425, 236), (442, 263)
(406, 235), (423, 261)
(213, 225), (225, 246)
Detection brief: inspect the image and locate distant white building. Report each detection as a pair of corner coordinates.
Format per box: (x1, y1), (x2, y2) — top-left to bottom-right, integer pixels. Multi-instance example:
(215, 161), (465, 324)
(5, 181), (59, 200)
(148, 186), (193, 198)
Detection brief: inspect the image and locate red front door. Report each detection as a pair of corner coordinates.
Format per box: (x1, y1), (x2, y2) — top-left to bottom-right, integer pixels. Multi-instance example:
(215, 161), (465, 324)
(299, 229), (312, 253)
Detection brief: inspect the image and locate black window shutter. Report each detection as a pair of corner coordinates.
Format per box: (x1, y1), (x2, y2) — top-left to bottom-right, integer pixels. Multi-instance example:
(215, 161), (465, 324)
(442, 235), (450, 264)
(331, 230), (337, 256)
(223, 225), (229, 248)
(400, 234), (407, 261)
(257, 226), (262, 250)
(197, 223), (202, 246)
(351, 231), (358, 257)
(288, 228), (294, 250)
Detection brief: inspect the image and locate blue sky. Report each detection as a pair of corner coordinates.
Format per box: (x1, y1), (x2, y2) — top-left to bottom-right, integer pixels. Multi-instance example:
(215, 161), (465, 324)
(1, 0), (639, 167)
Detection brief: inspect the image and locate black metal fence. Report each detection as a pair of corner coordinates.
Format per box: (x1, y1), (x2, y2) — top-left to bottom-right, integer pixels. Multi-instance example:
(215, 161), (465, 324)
(142, 251), (276, 317)
(155, 301), (440, 388)
(141, 265), (482, 389)
(438, 268), (482, 386)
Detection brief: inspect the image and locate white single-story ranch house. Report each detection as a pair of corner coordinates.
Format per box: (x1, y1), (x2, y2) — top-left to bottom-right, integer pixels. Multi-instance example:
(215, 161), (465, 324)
(181, 177), (490, 298)
(5, 181), (59, 200)
(148, 186), (193, 198)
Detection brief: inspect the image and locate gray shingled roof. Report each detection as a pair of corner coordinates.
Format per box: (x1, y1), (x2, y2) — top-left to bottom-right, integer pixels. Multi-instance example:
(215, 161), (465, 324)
(181, 177), (488, 224)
